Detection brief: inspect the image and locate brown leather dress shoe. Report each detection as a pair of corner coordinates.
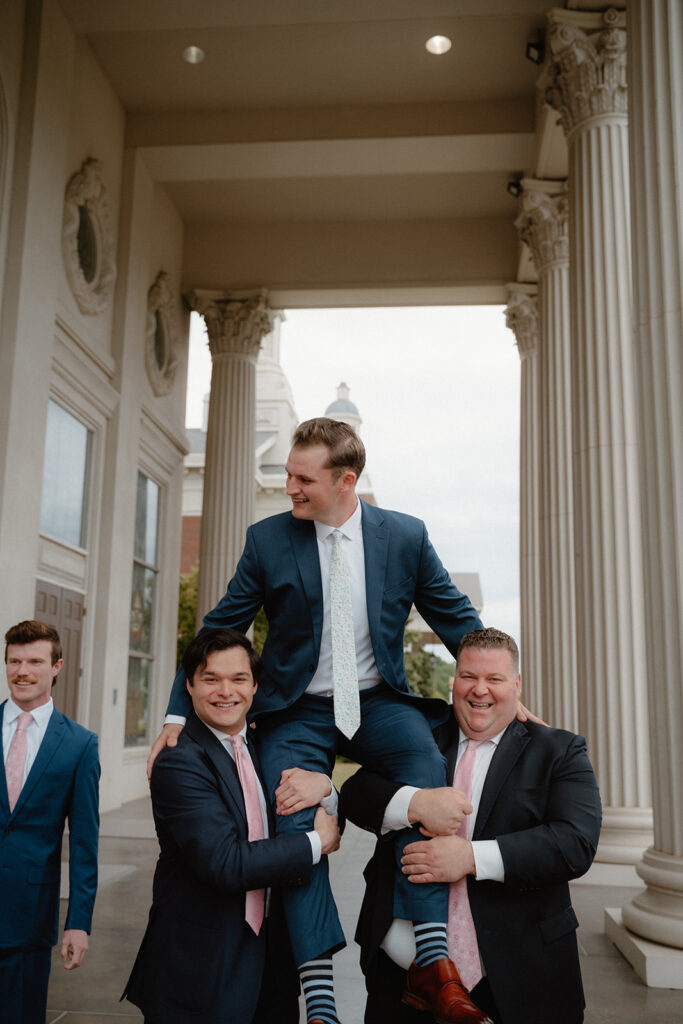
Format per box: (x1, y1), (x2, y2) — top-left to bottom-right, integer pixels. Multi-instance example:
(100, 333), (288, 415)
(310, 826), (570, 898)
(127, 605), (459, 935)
(402, 957), (494, 1024)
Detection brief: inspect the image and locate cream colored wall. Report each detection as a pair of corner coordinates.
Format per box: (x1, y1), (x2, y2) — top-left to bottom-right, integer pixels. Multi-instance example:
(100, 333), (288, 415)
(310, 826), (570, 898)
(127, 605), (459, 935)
(0, 0), (77, 634)
(0, 3), (190, 809)
(91, 153), (188, 809)
(0, 0), (25, 331)
(55, 34), (125, 364)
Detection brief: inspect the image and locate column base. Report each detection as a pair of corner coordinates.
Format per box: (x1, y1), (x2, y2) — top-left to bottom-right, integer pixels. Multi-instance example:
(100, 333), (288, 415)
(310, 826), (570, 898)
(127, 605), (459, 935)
(605, 908), (683, 988)
(620, 848), (683, 949)
(595, 806), (653, 864)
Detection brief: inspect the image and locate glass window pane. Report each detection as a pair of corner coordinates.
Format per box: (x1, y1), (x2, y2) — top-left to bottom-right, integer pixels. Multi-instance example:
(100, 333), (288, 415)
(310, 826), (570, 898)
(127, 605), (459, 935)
(134, 473), (159, 565)
(39, 400), (92, 547)
(129, 563), (156, 653)
(125, 657), (150, 747)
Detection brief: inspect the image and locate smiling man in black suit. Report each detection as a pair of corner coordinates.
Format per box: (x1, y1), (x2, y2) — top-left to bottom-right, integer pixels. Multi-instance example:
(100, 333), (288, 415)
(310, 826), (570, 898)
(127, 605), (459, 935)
(340, 628), (602, 1024)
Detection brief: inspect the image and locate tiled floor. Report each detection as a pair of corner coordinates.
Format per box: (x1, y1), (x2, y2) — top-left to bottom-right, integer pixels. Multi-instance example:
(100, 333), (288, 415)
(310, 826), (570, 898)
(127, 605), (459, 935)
(45, 798), (683, 1024)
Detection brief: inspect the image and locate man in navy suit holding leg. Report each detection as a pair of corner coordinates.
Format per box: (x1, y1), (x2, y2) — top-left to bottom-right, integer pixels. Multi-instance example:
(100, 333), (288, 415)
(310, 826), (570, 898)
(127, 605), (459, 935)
(0, 620), (100, 1024)
(150, 418), (488, 1024)
(125, 628), (340, 1024)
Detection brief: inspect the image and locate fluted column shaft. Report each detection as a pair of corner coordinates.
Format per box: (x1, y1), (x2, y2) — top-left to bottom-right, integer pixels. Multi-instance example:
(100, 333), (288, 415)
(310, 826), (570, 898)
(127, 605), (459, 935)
(621, 0), (683, 949)
(516, 184), (577, 731)
(505, 286), (542, 713)
(188, 291), (274, 622)
(547, 8), (652, 862)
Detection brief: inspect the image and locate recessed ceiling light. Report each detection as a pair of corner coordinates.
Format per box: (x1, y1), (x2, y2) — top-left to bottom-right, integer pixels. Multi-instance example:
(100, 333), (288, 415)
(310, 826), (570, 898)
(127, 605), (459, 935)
(182, 45), (205, 65)
(425, 35), (452, 56)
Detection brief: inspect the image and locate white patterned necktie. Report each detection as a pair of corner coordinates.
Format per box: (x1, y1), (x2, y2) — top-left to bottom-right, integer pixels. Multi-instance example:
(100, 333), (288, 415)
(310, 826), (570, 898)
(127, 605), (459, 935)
(447, 738), (483, 992)
(5, 711), (33, 812)
(329, 529), (361, 739)
(228, 734), (266, 935)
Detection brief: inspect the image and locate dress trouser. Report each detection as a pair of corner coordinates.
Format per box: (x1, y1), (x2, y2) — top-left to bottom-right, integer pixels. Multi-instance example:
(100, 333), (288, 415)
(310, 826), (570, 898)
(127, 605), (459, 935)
(258, 685), (448, 966)
(0, 946), (51, 1024)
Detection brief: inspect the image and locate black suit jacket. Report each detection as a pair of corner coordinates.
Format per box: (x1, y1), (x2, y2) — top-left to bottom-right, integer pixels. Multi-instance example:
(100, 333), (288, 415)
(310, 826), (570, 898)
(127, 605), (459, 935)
(340, 718), (602, 1024)
(123, 713), (314, 1024)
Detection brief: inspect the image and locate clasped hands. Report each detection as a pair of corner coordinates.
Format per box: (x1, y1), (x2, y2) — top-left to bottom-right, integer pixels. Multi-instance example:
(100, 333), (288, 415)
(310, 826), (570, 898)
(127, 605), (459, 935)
(402, 786), (475, 885)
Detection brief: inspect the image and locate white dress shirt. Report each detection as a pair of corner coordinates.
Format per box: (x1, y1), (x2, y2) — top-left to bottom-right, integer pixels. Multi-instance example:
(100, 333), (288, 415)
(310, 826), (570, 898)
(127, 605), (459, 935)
(166, 501), (381, 727)
(2, 697), (54, 787)
(380, 726), (508, 969)
(307, 500), (382, 695)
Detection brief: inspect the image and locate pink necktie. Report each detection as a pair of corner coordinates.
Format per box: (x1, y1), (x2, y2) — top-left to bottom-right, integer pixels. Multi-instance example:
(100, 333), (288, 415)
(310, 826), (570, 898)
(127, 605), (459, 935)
(5, 711), (33, 812)
(228, 734), (266, 935)
(447, 738), (483, 992)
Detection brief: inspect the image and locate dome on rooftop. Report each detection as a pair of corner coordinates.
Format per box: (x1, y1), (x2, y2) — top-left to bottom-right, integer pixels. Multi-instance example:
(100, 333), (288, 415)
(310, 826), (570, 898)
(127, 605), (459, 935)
(325, 382), (360, 418)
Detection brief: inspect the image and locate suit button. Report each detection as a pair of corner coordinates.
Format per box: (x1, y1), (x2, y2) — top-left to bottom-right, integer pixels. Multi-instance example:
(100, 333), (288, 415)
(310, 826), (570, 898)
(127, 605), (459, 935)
(308, 664), (315, 673)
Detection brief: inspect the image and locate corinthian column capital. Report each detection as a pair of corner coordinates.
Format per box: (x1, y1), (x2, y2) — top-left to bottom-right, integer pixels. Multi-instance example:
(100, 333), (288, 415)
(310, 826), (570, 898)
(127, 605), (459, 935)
(546, 7), (627, 137)
(505, 285), (539, 357)
(515, 183), (569, 274)
(187, 289), (275, 360)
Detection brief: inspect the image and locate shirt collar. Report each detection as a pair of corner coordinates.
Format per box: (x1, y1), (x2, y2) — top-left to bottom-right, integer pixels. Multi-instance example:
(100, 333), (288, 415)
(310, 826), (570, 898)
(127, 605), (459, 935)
(314, 498), (363, 544)
(5, 696), (53, 727)
(457, 724), (507, 749)
(204, 720), (250, 747)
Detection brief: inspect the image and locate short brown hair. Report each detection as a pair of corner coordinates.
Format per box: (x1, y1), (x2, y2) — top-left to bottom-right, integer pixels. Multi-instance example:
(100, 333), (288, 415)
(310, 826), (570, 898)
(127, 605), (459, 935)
(182, 628), (260, 685)
(291, 417), (366, 480)
(456, 628), (519, 672)
(5, 620), (63, 665)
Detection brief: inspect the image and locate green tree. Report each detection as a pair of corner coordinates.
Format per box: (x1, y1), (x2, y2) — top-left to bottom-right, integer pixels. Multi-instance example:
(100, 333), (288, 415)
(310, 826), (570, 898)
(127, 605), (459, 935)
(404, 626), (438, 698)
(404, 627), (455, 701)
(176, 563), (199, 667)
(176, 563), (269, 664)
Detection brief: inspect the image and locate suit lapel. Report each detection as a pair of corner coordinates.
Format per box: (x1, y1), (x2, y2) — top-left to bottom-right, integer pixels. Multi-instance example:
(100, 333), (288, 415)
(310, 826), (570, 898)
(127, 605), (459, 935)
(11, 708), (66, 816)
(473, 719), (530, 839)
(289, 518), (324, 655)
(185, 714), (249, 830)
(442, 722), (461, 783)
(360, 502), (388, 642)
(0, 703), (9, 817)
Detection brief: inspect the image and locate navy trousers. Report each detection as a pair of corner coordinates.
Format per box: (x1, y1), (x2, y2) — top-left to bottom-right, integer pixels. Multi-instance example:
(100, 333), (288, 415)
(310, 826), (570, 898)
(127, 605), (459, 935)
(0, 946), (51, 1024)
(257, 685), (448, 966)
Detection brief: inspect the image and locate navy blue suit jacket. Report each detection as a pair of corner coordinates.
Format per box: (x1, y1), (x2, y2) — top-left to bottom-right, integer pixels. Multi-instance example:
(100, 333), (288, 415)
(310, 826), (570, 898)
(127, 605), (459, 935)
(340, 718), (602, 1024)
(123, 713), (314, 1024)
(168, 502), (482, 721)
(0, 701), (100, 950)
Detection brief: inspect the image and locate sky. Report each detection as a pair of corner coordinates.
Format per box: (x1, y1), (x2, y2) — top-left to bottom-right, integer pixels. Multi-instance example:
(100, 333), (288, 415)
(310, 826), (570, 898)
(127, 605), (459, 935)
(186, 306), (521, 662)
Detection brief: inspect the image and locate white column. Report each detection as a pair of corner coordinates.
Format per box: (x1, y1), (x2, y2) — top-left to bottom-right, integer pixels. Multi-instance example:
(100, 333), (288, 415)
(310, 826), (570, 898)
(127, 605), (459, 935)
(605, 1), (683, 981)
(546, 7), (652, 863)
(515, 183), (577, 732)
(504, 285), (542, 715)
(188, 290), (275, 622)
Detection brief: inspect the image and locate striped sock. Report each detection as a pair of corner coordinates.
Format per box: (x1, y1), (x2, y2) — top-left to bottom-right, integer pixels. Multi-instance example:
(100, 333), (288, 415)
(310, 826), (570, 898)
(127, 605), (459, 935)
(413, 920), (449, 966)
(298, 958), (339, 1024)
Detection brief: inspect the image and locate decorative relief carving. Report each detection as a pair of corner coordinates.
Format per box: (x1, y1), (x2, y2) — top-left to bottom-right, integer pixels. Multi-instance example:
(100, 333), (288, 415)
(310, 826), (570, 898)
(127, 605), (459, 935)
(505, 288), (539, 357)
(62, 158), (116, 315)
(515, 187), (569, 273)
(546, 8), (627, 137)
(145, 271), (179, 397)
(187, 290), (274, 360)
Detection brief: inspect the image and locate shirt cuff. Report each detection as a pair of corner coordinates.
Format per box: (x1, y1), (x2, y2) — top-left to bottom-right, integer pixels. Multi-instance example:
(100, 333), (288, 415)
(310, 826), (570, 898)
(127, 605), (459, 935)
(320, 780), (338, 816)
(382, 786), (420, 833)
(472, 840), (505, 881)
(307, 830), (322, 865)
(164, 715), (187, 726)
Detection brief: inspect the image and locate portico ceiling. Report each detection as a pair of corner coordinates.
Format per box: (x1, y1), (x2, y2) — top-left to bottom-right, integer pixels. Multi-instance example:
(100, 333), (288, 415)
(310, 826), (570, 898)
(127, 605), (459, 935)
(59, 0), (568, 303)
